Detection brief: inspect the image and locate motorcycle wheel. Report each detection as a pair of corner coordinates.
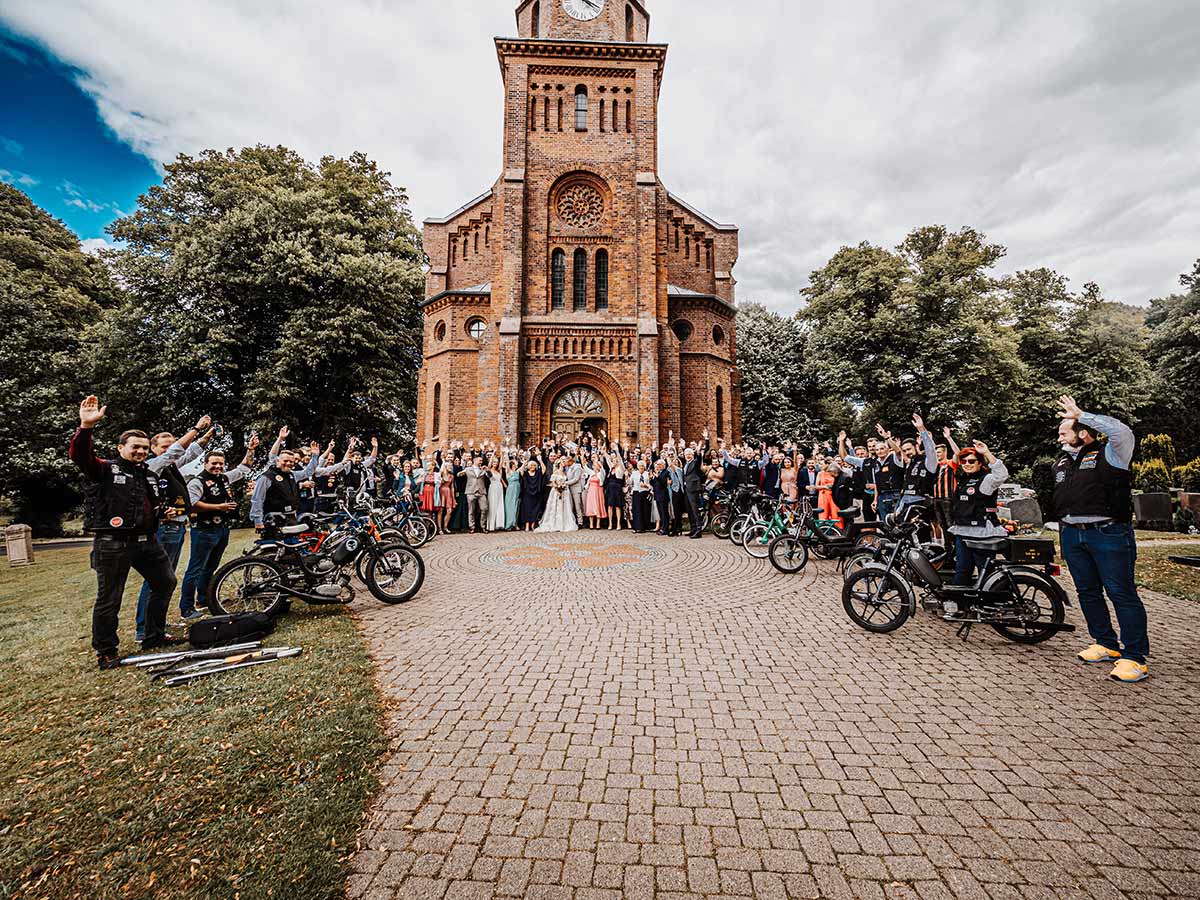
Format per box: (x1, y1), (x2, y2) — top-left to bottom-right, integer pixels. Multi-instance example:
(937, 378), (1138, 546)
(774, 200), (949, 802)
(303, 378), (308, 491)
(842, 567), (911, 633)
(768, 534), (808, 574)
(208, 555), (289, 617)
(841, 550), (877, 580)
(710, 511), (731, 539)
(365, 542), (426, 604)
(401, 517), (432, 549)
(729, 515), (751, 546)
(986, 571), (1066, 644)
(741, 523), (771, 559)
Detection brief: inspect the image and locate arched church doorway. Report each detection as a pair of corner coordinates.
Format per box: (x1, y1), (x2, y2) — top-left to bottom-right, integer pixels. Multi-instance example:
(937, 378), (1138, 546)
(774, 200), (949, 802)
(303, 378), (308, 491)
(551, 386), (608, 440)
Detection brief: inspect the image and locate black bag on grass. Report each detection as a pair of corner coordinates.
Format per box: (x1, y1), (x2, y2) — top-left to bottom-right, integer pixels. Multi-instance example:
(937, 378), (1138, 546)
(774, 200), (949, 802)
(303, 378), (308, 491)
(188, 613), (275, 649)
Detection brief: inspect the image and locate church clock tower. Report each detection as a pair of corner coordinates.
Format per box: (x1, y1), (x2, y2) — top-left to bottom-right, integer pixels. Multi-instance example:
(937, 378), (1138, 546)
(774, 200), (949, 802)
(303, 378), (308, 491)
(417, 1), (740, 448)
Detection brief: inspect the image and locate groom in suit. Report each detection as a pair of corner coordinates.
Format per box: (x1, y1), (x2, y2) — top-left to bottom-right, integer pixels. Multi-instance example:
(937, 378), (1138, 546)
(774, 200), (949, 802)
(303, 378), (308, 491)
(464, 456), (490, 533)
(683, 446), (706, 539)
(564, 452), (584, 526)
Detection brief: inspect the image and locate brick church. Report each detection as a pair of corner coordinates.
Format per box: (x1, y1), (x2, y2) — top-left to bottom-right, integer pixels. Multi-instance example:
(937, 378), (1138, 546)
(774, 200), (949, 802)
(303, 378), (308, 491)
(416, 0), (740, 449)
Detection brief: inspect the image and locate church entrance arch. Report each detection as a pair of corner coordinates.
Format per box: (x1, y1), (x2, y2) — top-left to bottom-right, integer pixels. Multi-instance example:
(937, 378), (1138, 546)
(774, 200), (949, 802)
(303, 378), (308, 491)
(532, 365), (625, 443)
(551, 386), (607, 440)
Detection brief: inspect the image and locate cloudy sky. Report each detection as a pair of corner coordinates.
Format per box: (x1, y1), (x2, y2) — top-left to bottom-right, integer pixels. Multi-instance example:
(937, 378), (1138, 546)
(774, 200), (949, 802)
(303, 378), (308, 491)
(1, 0), (1198, 312)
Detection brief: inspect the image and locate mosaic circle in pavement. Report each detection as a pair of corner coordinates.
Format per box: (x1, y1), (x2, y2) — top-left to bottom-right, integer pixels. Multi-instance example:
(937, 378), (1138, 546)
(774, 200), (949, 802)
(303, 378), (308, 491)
(478, 540), (664, 573)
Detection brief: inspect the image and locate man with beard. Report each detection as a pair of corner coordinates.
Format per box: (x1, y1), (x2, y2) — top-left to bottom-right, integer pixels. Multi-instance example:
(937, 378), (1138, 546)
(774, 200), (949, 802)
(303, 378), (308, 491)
(69, 396), (185, 668)
(1054, 395), (1148, 683)
(250, 442), (322, 535)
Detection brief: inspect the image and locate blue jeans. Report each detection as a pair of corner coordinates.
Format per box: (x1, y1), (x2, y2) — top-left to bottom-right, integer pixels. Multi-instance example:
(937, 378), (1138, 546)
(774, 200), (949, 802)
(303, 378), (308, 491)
(135, 521), (186, 640)
(180, 526), (230, 614)
(877, 492), (900, 520)
(1060, 523), (1149, 663)
(953, 536), (995, 587)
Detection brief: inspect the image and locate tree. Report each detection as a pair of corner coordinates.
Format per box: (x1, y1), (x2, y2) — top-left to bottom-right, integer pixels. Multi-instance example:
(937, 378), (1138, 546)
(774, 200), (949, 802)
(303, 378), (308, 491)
(735, 303), (829, 441)
(1146, 260), (1200, 458)
(91, 146), (425, 452)
(0, 184), (119, 534)
(1005, 269), (1157, 468)
(799, 226), (1027, 448)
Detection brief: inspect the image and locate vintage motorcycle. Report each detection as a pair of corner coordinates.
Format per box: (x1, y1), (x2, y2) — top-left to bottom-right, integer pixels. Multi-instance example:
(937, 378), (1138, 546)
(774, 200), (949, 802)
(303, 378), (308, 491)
(207, 504), (425, 616)
(841, 502), (1073, 644)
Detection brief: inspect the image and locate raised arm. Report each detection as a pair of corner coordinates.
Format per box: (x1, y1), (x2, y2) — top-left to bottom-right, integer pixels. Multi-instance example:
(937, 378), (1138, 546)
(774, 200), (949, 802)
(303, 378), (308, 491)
(69, 395), (107, 480)
(942, 426), (960, 458)
(913, 415), (937, 474)
(1059, 396), (1135, 470)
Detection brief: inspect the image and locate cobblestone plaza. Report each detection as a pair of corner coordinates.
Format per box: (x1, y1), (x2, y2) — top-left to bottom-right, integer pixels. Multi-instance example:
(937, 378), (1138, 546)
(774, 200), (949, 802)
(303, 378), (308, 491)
(349, 532), (1200, 900)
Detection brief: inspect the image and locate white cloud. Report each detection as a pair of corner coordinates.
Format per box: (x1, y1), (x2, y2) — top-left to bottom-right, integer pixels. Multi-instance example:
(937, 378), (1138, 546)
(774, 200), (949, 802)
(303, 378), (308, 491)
(2, 0), (1197, 311)
(80, 236), (115, 254)
(0, 168), (38, 187)
(0, 136), (22, 156)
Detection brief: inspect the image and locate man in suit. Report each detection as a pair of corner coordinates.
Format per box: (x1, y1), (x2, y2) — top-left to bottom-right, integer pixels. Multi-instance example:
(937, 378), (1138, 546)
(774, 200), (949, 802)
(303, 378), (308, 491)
(564, 452), (584, 526)
(651, 459), (672, 536)
(683, 445), (706, 538)
(667, 454), (685, 536)
(464, 455), (490, 533)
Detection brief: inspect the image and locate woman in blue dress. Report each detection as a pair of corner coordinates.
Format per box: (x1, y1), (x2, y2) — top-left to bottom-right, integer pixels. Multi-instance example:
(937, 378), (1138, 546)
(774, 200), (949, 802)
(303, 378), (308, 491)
(503, 454), (522, 530)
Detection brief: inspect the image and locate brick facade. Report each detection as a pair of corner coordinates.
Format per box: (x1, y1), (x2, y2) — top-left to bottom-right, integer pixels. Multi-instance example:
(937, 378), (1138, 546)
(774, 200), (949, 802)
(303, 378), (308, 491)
(417, 0), (740, 448)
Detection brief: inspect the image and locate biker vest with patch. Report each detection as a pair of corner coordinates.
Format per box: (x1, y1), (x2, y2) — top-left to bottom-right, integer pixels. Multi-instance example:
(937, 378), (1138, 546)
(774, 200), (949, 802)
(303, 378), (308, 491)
(951, 472), (1000, 528)
(192, 470), (235, 528)
(875, 456), (902, 493)
(902, 456), (934, 497)
(1053, 443), (1133, 523)
(84, 456), (162, 534)
(342, 464), (365, 494)
(263, 466), (301, 518)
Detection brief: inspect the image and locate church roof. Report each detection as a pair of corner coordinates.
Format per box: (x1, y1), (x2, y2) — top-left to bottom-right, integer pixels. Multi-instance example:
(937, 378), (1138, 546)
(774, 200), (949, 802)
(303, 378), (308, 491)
(424, 190), (494, 225)
(421, 283), (492, 308)
(668, 284), (735, 311)
(666, 192), (738, 232)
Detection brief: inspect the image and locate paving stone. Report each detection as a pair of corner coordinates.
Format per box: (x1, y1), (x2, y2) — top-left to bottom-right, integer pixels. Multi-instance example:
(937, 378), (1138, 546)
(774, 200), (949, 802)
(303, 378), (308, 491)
(350, 532), (1200, 900)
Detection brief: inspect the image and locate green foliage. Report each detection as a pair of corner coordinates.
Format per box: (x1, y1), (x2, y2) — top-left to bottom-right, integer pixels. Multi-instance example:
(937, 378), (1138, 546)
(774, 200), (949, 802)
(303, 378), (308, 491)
(735, 302), (825, 441)
(92, 145), (425, 452)
(1030, 457), (1059, 520)
(800, 227), (1026, 443)
(1146, 261), (1200, 458)
(1174, 458), (1200, 493)
(1132, 459), (1171, 494)
(0, 183), (120, 534)
(1140, 433), (1177, 469)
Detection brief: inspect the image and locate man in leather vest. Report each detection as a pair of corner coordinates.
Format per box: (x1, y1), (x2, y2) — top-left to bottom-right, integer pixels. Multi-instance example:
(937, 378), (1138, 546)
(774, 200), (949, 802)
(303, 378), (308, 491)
(250, 442), (322, 535)
(178, 435), (259, 618)
(1054, 396), (1148, 682)
(69, 396), (186, 668)
(133, 415), (214, 641)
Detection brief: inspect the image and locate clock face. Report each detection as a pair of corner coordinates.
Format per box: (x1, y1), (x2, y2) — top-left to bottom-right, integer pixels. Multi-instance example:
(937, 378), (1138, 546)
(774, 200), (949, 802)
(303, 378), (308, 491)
(563, 0), (605, 21)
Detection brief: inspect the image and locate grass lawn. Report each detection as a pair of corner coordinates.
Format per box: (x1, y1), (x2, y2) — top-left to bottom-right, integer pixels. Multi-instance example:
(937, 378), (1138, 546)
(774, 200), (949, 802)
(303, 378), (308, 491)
(0, 531), (387, 900)
(1136, 542), (1200, 603)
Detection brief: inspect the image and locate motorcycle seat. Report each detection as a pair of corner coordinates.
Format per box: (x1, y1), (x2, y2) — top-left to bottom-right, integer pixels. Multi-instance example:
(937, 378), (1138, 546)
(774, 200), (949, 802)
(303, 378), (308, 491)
(281, 523), (309, 536)
(963, 537), (1007, 552)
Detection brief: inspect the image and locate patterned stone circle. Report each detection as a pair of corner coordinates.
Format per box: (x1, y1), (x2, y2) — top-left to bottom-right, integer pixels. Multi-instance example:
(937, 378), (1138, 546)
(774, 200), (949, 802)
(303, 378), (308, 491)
(555, 183), (604, 229)
(478, 539), (665, 574)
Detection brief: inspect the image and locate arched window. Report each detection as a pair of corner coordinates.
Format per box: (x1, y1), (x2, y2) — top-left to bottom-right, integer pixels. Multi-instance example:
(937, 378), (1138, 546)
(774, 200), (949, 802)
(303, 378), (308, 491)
(611, 99), (617, 131)
(432, 383), (443, 438)
(599, 98), (606, 133)
(595, 249), (609, 310)
(716, 386), (725, 438)
(551, 248), (565, 310)
(706, 244), (712, 270)
(626, 99), (632, 133)
(530, 96), (537, 132)
(573, 248), (588, 310)
(484, 224), (490, 245)
(575, 85), (588, 131)
(532, 1), (540, 37)
(626, 4), (635, 41)
(474, 231), (479, 252)
(557, 97), (563, 131)
(695, 240), (700, 264)
(544, 96), (550, 130)
(674, 226), (679, 250)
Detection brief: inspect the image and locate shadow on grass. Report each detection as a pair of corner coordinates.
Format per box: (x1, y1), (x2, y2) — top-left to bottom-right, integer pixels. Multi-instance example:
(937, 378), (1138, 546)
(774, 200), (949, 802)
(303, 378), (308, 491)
(0, 541), (389, 900)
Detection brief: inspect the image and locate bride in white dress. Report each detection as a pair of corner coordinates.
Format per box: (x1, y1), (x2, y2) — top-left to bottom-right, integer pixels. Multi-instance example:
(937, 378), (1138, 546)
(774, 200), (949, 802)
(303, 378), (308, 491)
(537, 459), (579, 534)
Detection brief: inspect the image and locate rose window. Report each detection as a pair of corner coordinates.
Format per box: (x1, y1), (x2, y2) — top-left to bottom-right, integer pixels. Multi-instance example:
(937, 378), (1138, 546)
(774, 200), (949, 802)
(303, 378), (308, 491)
(556, 184), (604, 229)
